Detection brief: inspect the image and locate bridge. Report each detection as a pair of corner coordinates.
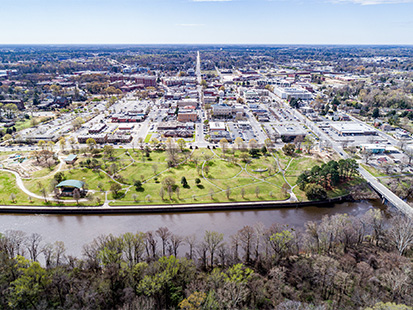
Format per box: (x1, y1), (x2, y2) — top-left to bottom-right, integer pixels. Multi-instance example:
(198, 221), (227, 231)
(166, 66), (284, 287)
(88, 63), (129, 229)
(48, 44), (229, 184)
(269, 92), (413, 218)
(358, 166), (413, 217)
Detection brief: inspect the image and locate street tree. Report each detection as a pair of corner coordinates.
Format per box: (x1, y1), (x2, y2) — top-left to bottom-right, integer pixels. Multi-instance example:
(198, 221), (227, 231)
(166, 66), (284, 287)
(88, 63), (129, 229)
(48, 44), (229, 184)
(248, 138), (258, 150)
(86, 138), (96, 152)
(234, 137), (244, 150)
(220, 138), (229, 154)
(177, 138), (186, 151)
(58, 137), (66, 152)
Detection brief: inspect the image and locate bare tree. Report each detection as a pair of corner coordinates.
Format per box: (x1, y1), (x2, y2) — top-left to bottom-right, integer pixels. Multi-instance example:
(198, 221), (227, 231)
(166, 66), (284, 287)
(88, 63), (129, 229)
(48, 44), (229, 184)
(53, 241), (66, 266)
(121, 232), (146, 267)
(156, 227), (171, 257)
(204, 230), (224, 268)
(43, 243), (54, 268)
(388, 215), (413, 256)
(26, 233), (43, 262)
(230, 233), (241, 263)
(197, 242), (209, 270)
(169, 234), (183, 257)
(1, 230), (27, 258)
(237, 226), (256, 264)
(73, 188), (81, 205)
(362, 150), (373, 164)
(145, 231), (157, 260)
(40, 187), (48, 203)
(185, 234), (197, 261)
(226, 186), (231, 199)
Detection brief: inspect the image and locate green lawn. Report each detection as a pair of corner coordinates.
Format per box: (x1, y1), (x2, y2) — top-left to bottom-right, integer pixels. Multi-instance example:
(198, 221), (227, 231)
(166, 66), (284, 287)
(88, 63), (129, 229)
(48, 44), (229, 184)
(273, 150), (291, 170)
(0, 172), (42, 205)
(15, 116), (51, 132)
(0, 147), (342, 206)
(206, 160), (242, 179)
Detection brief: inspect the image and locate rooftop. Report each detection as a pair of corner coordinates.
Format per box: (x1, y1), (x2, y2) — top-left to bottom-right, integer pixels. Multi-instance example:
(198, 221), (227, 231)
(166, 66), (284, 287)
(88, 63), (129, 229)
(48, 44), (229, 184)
(56, 180), (85, 189)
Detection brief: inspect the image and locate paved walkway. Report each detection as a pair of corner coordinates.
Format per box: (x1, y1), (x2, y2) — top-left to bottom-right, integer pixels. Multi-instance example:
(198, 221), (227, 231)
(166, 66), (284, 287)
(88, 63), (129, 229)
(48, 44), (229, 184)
(0, 168), (87, 203)
(0, 195), (350, 214)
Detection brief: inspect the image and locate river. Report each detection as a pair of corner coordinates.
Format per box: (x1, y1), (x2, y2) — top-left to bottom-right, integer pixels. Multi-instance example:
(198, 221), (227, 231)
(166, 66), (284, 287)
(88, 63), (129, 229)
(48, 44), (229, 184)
(0, 200), (388, 258)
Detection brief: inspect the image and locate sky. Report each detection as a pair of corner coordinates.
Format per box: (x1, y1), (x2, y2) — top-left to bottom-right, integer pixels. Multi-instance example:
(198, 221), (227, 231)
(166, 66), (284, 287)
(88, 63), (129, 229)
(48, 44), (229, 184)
(0, 0), (412, 45)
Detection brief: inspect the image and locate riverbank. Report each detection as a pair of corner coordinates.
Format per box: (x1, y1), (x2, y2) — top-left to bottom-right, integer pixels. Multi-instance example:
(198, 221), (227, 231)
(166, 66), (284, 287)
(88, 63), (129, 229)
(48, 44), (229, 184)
(0, 195), (351, 214)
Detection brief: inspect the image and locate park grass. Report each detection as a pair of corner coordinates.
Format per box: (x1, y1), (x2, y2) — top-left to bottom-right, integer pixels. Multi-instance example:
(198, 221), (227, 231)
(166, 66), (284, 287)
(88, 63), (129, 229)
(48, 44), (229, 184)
(205, 160), (242, 179)
(274, 150), (292, 170)
(15, 116), (50, 132)
(111, 177), (288, 206)
(64, 168), (113, 191)
(191, 148), (214, 160)
(115, 177), (219, 205)
(246, 155), (276, 172)
(31, 165), (58, 178)
(129, 149), (169, 163)
(1, 147), (339, 206)
(287, 156), (324, 172)
(24, 167), (113, 195)
(264, 174), (288, 188)
(284, 171), (299, 187)
(119, 161), (169, 184)
(211, 177), (256, 190)
(0, 172), (43, 205)
(293, 187), (307, 202)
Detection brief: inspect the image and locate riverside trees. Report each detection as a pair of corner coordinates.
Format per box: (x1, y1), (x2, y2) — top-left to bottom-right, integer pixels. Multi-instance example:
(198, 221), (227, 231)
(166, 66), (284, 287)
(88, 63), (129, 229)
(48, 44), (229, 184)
(297, 158), (359, 200)
(0, 212), (413, 309)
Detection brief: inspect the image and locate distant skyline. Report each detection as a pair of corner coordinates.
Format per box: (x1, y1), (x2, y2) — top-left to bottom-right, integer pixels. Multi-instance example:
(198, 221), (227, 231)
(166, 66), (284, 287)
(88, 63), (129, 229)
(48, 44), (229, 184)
(1, 0), (413, 45)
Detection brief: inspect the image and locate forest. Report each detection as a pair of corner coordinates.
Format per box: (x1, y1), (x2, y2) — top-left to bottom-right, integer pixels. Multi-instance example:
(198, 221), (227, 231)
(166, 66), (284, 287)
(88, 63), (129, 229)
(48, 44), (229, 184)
(0, 210), (413, 310)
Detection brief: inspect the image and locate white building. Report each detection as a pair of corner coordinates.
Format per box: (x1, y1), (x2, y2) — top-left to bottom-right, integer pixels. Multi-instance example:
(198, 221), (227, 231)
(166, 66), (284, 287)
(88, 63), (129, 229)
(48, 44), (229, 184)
(273, 86), (312, 100)
(212, 104), (232, 117)
(210, 122), (226, 131)
(329, 122), (376, 136)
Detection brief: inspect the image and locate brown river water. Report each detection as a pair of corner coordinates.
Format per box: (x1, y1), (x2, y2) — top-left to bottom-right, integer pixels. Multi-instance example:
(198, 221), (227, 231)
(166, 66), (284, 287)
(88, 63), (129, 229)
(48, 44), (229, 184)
(0, 200), (389, 258)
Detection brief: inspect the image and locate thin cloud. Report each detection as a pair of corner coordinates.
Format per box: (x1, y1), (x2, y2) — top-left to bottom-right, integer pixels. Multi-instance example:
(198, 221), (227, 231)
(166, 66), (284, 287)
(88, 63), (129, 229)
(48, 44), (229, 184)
(331, 0), (413, 4)
(177, 24), (205, 27)
(191, 0), (232, 2)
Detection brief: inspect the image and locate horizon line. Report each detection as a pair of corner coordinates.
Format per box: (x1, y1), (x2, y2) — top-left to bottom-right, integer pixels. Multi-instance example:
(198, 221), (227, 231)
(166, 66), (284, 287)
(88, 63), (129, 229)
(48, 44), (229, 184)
(0, 43), (413, 47)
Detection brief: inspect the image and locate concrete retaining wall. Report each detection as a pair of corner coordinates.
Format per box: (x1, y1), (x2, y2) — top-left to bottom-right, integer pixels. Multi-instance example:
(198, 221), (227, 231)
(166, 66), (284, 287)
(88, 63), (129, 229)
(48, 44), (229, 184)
(0, 196), (352, 215)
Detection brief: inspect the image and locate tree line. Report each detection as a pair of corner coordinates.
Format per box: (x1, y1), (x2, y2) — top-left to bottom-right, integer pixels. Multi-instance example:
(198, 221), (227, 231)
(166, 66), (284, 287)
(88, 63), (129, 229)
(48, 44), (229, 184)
(297, 159), (359, 200)
(1, 210), (413, 309)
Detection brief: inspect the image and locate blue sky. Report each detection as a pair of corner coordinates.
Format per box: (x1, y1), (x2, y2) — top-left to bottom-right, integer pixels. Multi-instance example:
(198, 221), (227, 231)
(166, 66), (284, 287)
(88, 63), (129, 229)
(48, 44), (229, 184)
(1, 0), (412, 44)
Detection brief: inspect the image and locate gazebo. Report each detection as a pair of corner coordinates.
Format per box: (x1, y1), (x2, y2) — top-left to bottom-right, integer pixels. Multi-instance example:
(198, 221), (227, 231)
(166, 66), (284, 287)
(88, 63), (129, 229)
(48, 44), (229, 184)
(56, 180), (86, 197)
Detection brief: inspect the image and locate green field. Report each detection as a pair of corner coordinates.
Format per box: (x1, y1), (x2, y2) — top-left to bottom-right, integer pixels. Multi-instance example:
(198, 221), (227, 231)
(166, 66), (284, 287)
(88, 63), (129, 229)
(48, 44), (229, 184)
(0, 147), (341, 206)
(0, 171), (42, 205)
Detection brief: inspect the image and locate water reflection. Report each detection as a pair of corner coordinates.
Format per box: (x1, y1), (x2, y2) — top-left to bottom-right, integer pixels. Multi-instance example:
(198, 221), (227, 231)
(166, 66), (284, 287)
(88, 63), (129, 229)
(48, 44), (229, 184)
(0, 200), (388, 258)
